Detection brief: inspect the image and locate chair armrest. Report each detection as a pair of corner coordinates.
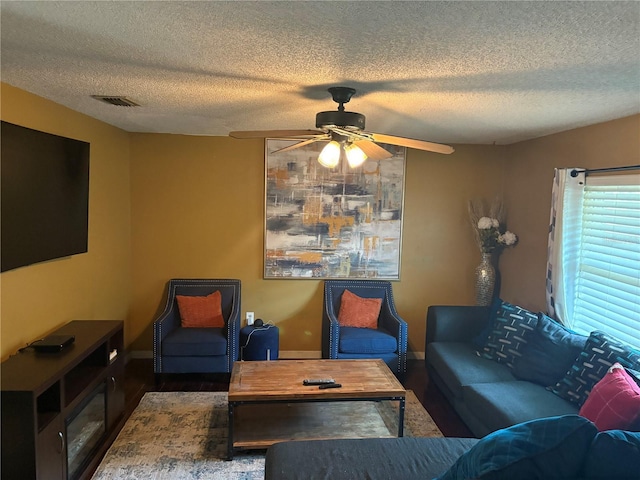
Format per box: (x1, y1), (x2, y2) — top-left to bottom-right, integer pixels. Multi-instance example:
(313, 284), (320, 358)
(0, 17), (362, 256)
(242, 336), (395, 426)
(225, 294), (241, 363)
(153, 301), (182, 373)
(379, 301), (408, 373)
(154, 303), (181, 341)
(379, 303), (407, 343)
(322, 295), (340, 359)
(426, 305), (490, 345)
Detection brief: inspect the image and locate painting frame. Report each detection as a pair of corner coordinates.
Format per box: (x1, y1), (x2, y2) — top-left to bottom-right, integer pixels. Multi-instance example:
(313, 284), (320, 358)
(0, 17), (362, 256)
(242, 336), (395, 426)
(264, 138), (406, 279)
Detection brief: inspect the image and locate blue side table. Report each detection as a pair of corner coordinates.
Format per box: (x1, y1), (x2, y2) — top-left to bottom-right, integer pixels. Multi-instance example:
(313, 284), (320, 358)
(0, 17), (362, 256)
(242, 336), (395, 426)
(240, 324), (279, 361)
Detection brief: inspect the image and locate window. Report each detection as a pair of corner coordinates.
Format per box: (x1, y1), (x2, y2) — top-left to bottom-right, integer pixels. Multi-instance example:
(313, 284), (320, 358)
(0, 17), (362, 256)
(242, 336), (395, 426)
(563, 174), (640, 349)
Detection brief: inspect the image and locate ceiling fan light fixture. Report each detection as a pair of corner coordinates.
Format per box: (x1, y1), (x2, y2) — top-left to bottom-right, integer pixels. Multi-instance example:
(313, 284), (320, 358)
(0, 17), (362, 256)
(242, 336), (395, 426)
(230, 86), (454, 157)
(345, 144), (367, 168)
(316, 110), (365, 130)
(318, 141), (341, 168)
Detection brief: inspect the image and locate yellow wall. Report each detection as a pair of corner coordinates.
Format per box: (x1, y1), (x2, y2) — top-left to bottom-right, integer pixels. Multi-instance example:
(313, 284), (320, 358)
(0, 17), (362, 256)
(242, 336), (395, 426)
(499, 114), (640, 311)
(0, 84), (132, 360)
(2, 82), (637, 360)
(128, 137), (505, 355)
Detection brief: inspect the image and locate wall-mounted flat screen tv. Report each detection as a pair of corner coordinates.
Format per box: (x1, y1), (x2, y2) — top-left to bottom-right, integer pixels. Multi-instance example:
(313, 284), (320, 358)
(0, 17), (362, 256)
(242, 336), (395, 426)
(1, 121), (90, 272)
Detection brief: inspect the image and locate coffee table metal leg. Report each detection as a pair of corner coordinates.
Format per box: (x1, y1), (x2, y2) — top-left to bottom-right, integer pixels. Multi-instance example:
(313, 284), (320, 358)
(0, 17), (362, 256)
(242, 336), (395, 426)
(398, 397), (405, 437)
(227, 402), (235, 460)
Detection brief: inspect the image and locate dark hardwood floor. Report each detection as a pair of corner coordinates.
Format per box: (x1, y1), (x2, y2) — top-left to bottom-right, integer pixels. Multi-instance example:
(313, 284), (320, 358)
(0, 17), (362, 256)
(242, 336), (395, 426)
(122, 358), (474, 438)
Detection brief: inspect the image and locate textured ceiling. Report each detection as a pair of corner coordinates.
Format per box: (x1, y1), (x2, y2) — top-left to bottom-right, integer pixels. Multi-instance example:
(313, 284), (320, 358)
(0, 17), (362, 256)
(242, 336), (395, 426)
(1, 1), (639, 145)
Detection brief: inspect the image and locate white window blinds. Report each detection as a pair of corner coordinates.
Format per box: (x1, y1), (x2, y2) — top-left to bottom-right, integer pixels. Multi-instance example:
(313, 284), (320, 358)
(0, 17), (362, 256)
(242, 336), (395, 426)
(571, 174), (640, 349)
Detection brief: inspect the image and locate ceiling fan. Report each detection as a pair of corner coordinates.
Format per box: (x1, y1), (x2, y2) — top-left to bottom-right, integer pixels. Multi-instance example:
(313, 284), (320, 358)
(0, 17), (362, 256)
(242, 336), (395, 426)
(229, 86), (454, 168)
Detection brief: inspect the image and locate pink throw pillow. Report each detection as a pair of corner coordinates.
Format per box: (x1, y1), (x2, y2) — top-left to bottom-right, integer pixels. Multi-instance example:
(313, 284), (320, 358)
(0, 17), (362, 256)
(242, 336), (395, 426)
(337, 289), (382, 329)
(579, 363), (640, 431)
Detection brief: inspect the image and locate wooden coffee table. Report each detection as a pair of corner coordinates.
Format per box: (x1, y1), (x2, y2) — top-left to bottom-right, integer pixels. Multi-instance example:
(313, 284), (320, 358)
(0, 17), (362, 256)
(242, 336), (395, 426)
(227, 358), (406, 459)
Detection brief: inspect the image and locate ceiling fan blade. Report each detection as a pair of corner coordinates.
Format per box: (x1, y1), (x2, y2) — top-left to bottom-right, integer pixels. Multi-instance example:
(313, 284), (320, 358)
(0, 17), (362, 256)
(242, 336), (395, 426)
(353, 140), (393, 160)
(229, 129), (325, 139)
(270, 136), (329, 154)
(370, 133), (454, 155)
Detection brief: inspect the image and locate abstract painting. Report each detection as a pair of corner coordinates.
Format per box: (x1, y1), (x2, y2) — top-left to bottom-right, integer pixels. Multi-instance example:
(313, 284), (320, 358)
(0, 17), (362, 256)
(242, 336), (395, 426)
(264, 139), (405, 279)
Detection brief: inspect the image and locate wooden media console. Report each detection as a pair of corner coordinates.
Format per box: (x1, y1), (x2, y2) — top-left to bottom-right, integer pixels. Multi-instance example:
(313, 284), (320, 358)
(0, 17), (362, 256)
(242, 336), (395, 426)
(1, 320), (124, 480)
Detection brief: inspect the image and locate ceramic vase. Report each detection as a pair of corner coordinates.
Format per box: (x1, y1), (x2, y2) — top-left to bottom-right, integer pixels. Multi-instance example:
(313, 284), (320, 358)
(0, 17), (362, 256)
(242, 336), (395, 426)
(475, 252), (496, 306)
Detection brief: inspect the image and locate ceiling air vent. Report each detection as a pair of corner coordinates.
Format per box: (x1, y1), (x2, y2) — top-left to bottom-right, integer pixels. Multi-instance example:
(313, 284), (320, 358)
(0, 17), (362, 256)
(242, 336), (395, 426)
(91, 95), (140, 107)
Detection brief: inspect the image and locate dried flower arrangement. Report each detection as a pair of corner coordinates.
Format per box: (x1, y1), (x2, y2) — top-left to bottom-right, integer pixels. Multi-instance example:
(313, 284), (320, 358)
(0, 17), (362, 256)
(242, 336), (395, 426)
(468, 198), (518, 254)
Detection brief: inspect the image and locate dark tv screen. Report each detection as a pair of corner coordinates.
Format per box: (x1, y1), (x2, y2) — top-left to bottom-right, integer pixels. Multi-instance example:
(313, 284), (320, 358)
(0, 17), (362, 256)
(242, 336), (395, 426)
(1, 121), (90, 272)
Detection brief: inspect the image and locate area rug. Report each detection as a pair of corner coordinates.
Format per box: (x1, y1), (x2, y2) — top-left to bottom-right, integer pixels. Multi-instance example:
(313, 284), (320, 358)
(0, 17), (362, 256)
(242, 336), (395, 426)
(92, 390), (442, 480)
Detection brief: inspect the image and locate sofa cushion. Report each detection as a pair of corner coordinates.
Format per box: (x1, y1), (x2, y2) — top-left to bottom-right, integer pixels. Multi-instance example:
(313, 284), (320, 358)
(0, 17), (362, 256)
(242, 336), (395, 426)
(582, 430), (640, 479)
(579, 363), (640, 431)
(549, 331), (640, 407)
(436, 415), (598, 480)
(512, 313), (587, 387)
(338, 326), (396, 354)
(176, 291), (224, 328)
(265, 437), (480, 480)
(463, 381), (578, 434)
(162, 327), (228, 356)
(477, 301), (538, 368)
(427, 342), (516, 399)
(337, 289), (381, 329)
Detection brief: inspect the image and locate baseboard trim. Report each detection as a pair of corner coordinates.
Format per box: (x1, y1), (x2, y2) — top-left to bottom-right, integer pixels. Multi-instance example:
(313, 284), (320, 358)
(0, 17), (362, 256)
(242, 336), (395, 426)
(131, 350), (425, 360)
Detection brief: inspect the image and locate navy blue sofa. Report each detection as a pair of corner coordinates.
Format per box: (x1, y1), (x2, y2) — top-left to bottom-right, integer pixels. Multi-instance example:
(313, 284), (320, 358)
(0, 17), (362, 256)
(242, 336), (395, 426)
(265, 418), (640, 479)
(425, 304), (640, 439)
(265, 305), (640, 479)
(425, 305), (580, 438)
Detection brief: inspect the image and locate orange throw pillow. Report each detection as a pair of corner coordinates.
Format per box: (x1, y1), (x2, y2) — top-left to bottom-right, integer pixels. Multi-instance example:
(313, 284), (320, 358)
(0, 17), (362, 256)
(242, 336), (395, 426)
(337, 289), (382, 329)
(176, 291), (225, 328)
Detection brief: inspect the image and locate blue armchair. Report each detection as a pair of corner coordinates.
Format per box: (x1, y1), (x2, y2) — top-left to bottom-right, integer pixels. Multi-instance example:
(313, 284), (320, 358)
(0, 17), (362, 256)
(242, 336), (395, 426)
(153, 278), (241, 376)
(322, 280), (408, 376)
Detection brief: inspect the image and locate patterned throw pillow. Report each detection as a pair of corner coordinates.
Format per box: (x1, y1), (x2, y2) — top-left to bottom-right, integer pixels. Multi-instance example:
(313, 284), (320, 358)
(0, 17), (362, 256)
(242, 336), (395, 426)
(436, 415), (598, 480)
(549, 331), (640, 407)
(579, 363), (640, 431)
(477, 301), (538, 368)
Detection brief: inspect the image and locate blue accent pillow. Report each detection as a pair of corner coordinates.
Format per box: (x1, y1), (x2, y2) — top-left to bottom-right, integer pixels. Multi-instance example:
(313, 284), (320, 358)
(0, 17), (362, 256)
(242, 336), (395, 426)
(626, 367), (640, 387)
(436, 415), (598, 480)
(583, 430), (640, 479)
(549, 331), (640, 407)
(512, 313), (587, 387)
(472, 296), (503, 349)
(477, 301), (538, 368)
